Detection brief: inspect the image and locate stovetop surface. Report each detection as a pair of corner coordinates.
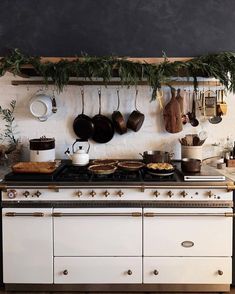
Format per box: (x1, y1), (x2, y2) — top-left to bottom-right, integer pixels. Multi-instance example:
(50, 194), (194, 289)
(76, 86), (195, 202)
(56, 164), (178, 182)
(3, 160), (227, 184)
(4, 161), (179, 183)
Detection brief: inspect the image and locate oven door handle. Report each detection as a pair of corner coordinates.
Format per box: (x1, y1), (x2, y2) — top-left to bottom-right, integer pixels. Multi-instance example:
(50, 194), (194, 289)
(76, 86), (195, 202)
(5, 212), (44, 217)
(144, 212), (234, 217)
(52, 212), (142, 217)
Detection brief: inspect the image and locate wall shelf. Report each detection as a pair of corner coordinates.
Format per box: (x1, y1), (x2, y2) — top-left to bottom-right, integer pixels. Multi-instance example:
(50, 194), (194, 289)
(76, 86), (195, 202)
(11, 79), (220, 87)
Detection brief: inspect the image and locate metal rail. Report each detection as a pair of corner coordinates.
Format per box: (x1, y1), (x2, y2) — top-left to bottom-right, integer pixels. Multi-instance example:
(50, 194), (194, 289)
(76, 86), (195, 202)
(5, 212), (44, 217)
(52, 212), (142, 217)
(1, 183), (235, 191)
(144, 212), (234, 217)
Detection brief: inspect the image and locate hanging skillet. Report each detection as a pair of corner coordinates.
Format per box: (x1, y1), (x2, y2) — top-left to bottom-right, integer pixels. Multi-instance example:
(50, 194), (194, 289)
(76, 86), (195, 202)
(112, 89), (127, 135)
(92, 90), (115, 143)
(73, 89), (94, 140)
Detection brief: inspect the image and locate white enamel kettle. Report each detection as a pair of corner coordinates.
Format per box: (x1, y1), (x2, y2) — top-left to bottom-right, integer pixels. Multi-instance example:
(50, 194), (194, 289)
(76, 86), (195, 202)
(65, 139), (90, 166)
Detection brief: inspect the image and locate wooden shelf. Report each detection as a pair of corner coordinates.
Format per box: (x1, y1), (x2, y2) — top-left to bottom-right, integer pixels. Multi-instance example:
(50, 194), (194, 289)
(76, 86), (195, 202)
(11, 79), (220, 87)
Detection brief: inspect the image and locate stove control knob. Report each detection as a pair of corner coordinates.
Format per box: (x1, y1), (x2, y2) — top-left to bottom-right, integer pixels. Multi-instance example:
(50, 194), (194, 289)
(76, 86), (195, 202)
(117, 190), (124, 197)
(90, 190), (96, 197)
(34, 190), (42, 198)
(153, 269), (159, 275)
(180, 190), (188, 198)
(167, 191), (174, 198)
(7, 189), (17, 199)
(77, 191), (82, 197)
(23, 191), (30, 198)
(153, 190), (160, 197)
(104, 190), (110, 197)
(207, 190), (214, 198)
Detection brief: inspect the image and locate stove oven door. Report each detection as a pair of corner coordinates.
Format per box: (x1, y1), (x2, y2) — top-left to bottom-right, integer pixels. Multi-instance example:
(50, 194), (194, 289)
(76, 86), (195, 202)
(143, 208), (232, 285)
(143, 208), (232, 257)
(2, 208), (53, 284)
(53, 208), (142, 256)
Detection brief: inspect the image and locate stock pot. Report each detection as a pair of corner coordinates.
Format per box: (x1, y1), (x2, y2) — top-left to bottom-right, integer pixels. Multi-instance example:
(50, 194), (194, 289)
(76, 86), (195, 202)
(29, 137), (55, 162)
(140, 151), (172, 164)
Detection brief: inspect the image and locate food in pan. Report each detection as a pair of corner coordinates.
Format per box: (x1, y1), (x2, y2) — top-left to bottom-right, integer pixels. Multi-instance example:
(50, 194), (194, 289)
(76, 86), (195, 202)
(147, 162), (174, 170)
(88, 164), (117, 175)
(12, 162), (57, 174)
(117, 161), (145, 171)
(92, 159), (118, 166)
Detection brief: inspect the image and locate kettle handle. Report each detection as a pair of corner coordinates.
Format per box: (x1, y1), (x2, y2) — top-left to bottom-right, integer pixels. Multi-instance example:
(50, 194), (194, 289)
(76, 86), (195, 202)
(72, 139), (90, 153)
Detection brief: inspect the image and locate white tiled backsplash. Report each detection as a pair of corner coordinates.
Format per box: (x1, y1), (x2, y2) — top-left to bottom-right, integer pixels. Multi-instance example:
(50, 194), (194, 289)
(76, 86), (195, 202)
(0, 73), (234, 160)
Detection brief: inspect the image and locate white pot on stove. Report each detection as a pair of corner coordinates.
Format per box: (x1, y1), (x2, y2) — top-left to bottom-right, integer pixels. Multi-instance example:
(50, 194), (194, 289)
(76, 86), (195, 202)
(29, 136), (55, 162)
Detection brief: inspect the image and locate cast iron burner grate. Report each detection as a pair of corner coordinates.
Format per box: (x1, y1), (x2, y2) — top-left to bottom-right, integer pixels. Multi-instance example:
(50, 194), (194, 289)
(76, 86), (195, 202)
(56, 165), (178, 182)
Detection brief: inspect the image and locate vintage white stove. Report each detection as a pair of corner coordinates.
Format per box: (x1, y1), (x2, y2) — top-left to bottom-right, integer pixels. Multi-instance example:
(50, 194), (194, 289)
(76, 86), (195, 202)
(1, 162), (234, 292)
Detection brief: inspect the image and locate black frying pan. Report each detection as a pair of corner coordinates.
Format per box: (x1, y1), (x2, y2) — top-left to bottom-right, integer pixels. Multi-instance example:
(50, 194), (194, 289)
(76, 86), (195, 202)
(73, 89), (94, 140)
(112, 89), (127, 135)
(92, 90), (114, 143)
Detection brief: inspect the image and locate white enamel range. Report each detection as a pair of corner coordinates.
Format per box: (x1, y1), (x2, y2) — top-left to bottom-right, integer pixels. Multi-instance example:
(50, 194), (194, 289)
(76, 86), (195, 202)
(1, 162), (234, 292)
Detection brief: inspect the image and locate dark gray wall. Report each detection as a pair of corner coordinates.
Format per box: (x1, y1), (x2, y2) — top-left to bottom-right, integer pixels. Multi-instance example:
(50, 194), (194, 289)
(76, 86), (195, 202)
(0, 0), (234, 57)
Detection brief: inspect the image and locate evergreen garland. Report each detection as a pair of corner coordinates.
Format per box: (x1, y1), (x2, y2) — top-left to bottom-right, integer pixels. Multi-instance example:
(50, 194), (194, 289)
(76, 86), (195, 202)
(1, 49), (235, 99)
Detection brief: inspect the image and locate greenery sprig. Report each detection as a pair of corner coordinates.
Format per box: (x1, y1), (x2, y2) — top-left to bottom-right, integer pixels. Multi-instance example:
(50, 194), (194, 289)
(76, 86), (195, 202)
(0, 100), (19, 152)
(1, 49), (235, 100)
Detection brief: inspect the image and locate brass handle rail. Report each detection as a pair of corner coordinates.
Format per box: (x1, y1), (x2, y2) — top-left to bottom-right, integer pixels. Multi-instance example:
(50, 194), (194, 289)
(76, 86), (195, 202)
(5, 212), (44, 217)
(52, 212), (142, 217)
(144, 212), (234, 217)
(1, 184), (235, 191)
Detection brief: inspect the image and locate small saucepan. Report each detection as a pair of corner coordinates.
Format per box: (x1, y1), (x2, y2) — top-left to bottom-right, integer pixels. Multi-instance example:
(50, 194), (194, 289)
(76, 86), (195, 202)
(140, 151), (173, 164)
(127, 89), (145, 132)
(181, 158), (201, 173)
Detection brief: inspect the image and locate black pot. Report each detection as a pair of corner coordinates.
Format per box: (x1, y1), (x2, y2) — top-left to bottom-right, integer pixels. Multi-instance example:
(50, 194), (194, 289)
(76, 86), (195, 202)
(30, 136), (55, 150)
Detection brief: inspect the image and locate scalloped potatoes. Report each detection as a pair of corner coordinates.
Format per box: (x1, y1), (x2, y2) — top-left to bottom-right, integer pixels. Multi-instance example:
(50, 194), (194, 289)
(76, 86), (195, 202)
(147, 162), (173, 170)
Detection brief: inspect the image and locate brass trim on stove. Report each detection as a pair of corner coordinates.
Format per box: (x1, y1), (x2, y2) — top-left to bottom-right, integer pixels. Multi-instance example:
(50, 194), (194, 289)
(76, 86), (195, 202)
(52, 212), (142, 217)
(144, 212), (234, 217)
(5, 212), (44, 217)
(1, 183), (234, 190)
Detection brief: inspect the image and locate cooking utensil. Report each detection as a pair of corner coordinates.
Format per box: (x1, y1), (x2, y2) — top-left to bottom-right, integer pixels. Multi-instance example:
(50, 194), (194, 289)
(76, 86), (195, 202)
(181, 158), (201, 173)
(88, 164), (117, 175)
(188, 92), (199, 127)
(112, 90), (127, 135)
(117, 161), (145, 171)
(219, 89), (227, 115)
(12, 162), (57, 174)
(203, 90), (216, 117)
(92, 159), (119, 166)
(146, 162), (175, 176)
(29, 91), (55, 122)
(127, 89), (145, 132)
(65, 139), (90, 166)
(193, 136), (200, 146)
(29, 136), (55, 162)
(209, 90), (222, 124)
(140, 151), (173, 164)
(92, 90), (115, 143)
(73, 89), (94, 140)
(163, 87), (182, 133)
